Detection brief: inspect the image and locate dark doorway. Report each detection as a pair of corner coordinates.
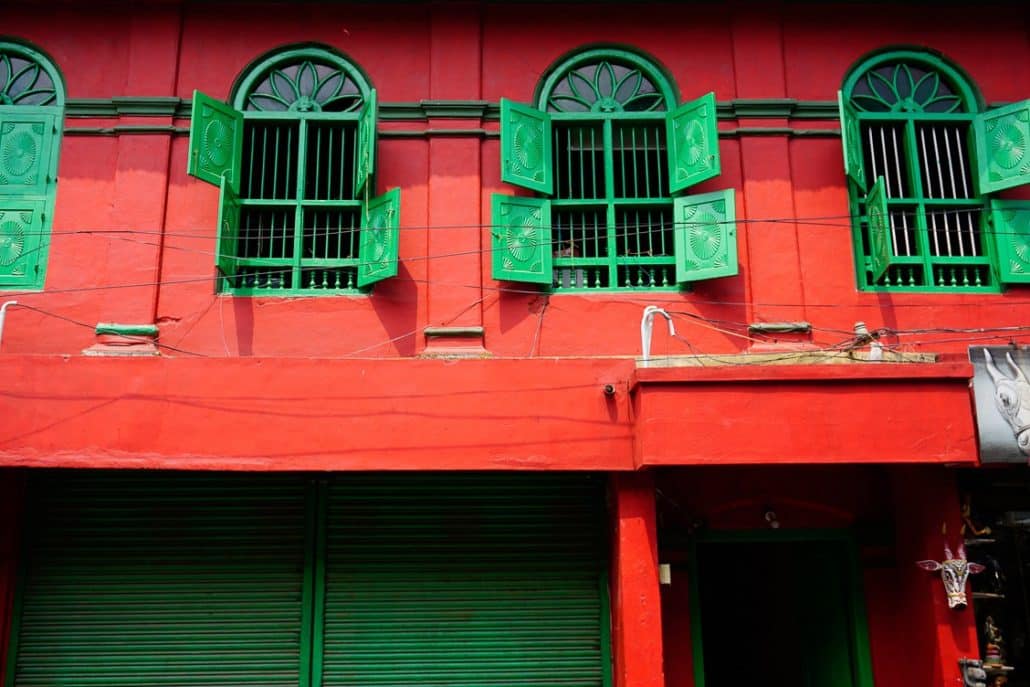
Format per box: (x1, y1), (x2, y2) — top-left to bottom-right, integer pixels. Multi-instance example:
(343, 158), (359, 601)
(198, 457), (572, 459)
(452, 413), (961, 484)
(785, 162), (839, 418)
(694, 538), (866, 687)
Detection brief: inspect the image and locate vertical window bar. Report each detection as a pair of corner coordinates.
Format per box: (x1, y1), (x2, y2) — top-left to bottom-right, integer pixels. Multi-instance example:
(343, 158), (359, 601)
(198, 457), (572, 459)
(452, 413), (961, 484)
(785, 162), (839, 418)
(954, 125), (971, 198)
(642, 127), (652, 198)
(898, 210), (911, 256)
(563, 126), (571, 199)
(315, 126), (323, 199)
(578, 127), (586, 199)
(919, 128), (943, 255)
(878, 127), (893, 197)
(247, 127), (256, 198)
(631, 127), (639, 198)
(931, 128), (947, 200)
(890, 128), (905, 198)
(284, 126), (294, 200)
(655, 125), (665, 195)
(942, 125), (958, 200)
(867, 127), (881, 182)
(619, 126), (627, 198)
(260, 127), (269, 199)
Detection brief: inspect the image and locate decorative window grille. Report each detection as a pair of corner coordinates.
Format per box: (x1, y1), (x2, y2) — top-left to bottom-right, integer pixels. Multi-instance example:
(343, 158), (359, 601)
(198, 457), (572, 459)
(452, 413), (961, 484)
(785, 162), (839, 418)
(840, 50), (1030, 292)
(188, 46), (399, 295)
(492, 48), (738, 291)
(0, 41), (64, 290)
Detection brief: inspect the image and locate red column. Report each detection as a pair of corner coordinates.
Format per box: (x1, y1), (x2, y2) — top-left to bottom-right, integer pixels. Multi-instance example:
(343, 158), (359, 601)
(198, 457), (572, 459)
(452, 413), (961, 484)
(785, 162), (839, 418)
(890, 466), (979, 687)
(610, 472), (665, 687)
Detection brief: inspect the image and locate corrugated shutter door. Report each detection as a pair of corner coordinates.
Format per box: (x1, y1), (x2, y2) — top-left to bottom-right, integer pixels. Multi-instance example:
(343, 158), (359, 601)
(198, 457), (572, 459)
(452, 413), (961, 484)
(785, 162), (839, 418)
(321, 474), (609, 687)
(12, 473), (309, 687)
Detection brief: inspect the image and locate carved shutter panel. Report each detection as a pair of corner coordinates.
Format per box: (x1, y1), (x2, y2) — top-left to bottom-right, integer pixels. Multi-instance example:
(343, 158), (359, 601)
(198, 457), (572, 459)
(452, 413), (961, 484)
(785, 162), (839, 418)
(990, 199), (1030, 284)
(0, 109), (58, 198)
(974, 99), (1030, 194)
(673, 188), (738, 282)
(214, 176), (241, 291)
(0, 199), (44, 286)
(187, 91), (243, 192)
(838, 91), (867, 191)
(357, 186), (400, 288)
(491, 194), (552, 284)
(865, 176), (893, 283)
(667, 92), (720, 194)
(500, 99), (553, 194)
(354, 88), (378, 198)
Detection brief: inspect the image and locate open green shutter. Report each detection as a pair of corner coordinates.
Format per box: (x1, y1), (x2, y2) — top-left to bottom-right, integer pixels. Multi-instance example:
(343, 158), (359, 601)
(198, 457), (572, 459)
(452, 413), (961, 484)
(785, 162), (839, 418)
(187, 90), (243, 192)
(838, 91), (867, 191)
(354, 88), (378, 198)
(673, 188), (737, 282)
(0, 199), (44, 286)
(865, 176), (893, 283)
(356, 186), (400, 288)
(321, 474), (609, 687)
(491, 193), (552, 284)
(500, 98), (553, 194)
(974, 99), (1030, 194)
(215, 175), (241, 291)
(0, 108), (58, 197)
(990, 199), (1030, 283)
(667, 92), (720, 194)
(10, 473), (309, 687)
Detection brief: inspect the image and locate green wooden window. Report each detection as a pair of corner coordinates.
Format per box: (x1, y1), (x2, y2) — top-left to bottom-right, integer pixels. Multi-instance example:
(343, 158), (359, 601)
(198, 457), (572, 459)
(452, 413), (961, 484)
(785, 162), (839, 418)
(841, 50), (1030, 292)
(188, 46), (400, 295)
(493, 48), (738, 291)
(0, 42), (64, 290)
(6, 472), (611, 687)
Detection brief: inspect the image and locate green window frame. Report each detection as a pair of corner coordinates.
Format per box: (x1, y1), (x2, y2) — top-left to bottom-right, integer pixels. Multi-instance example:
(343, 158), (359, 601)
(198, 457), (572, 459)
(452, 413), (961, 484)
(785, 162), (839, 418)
(188, 45), (400, 295)
(0, 40), (64, 291)
(493, 47), (738, 291)
(840, 49), (1030, 292)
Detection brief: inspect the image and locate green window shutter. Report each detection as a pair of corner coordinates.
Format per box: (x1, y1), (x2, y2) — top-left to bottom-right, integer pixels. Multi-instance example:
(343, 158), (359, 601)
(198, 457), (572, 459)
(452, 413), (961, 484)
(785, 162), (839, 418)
(0, 199), (44, 286)
(321, 474), (609, 687)
(0, 109), (58, 197)
(865, 176), (893, 283)
(356, 186), (400, 288)
(500, 98), (553, 194)
(667, 92), (720, 194)
(354, 88), (378, 198)
(491, 193), (552, 284)
(990, 199), (1030, 283)
(11, 473), (309, 687)
(215, 176), (241, 290)
(673, 188), (738, 282)
(974, 99), (1030, 194)
(838, 90), (866, 191)
(187, 90), (243, 192)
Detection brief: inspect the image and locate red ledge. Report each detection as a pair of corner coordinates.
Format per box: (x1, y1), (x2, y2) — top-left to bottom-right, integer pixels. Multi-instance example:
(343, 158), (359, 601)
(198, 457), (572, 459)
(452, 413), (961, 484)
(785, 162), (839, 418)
(631, 361), (973, 388)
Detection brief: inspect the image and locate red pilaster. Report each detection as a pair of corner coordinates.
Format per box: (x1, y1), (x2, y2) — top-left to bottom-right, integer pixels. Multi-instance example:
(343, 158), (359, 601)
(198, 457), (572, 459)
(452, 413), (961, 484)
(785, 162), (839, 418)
(610, 472), (665, 687)
(890, 466), (979, 687)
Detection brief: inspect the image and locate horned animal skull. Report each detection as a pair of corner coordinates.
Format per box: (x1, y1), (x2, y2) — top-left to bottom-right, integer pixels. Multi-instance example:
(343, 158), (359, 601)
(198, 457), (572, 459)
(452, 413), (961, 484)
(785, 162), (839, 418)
(917, 541), (985, 609)
(983, 349), (1030, 455)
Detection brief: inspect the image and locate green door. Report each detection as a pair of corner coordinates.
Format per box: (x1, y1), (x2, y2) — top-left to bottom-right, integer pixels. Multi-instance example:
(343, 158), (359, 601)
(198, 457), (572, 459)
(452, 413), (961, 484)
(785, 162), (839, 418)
(694, 537), (871, 687)
(319, 473), (611, 687)
(7, 472), (310, 687)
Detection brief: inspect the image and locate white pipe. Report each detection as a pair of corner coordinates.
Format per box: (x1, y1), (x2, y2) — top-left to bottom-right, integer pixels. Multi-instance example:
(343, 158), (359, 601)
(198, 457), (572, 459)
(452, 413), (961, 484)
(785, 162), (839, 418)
(641, 305), (676, 366)
(0, 301), (18, 351)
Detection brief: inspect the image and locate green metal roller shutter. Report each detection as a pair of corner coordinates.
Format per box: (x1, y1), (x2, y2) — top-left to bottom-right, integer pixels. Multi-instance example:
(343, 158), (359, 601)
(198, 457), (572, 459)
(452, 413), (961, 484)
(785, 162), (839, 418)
(319, 473), (610, 687)
(9, 472), (310, 687)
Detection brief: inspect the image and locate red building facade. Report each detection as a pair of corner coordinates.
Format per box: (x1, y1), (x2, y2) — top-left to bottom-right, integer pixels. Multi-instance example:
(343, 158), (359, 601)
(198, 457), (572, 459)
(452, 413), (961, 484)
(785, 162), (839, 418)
(1, 3), (1029, 687)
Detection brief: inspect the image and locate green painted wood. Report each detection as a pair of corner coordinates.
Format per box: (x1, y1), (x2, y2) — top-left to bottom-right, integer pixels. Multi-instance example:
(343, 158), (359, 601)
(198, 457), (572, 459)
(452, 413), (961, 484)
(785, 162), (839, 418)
(838, 90), (866, 191)
(865, 176), (893, 283)
(491, 193), (552, 284)
(320, 473), (609, 687)
(10, 473), (310, 687)
(0, 199), (44, 287)
(990, 199), (1030, 283)
(188, 90), (244, 192)
(672, 188), (737, 282)
(0, 110), (57, 198)
(356, 187), (400, 288)
(354, 89), (377, 198)
(500, 99), (553, 194)
(667, 92), (719, 194)
(974, 98), (1030, 194)
(94, 323), (159, 337)
(216, 175), (242, 291)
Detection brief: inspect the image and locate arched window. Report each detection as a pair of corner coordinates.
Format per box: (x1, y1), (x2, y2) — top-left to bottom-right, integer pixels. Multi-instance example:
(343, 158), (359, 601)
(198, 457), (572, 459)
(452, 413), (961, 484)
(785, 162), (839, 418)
(840, 49), (1030, 291)
(187, 45), (399, 294)
(491, 47), (738, 291)
(0, 40), (64, 289)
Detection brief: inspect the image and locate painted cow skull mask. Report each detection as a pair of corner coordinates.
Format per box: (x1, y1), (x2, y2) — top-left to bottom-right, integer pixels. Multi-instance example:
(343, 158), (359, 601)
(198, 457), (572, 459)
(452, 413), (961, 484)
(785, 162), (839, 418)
(917, 541), (985, 609)
(983, 349), (1030, 455)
